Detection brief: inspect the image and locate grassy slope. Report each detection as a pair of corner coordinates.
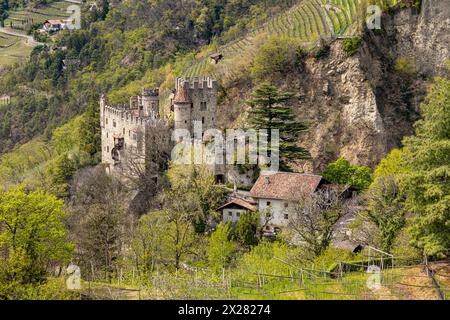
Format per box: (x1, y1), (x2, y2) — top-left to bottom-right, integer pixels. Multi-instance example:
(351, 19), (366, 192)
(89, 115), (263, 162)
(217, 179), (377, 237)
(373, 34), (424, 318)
(0, 37), (33, 65)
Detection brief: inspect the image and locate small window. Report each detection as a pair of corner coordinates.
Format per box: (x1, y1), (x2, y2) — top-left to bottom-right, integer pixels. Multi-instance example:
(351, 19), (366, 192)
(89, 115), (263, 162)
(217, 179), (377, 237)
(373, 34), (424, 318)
(123, 128), (125, 135)
(106, 132), (108, 138)
(284, 214), (289, 220)
(284, 203), (289, 208)
(106, 118), (108, 125)
(202, 116), (205, 124)
(236, 212), (241, 218)
(107, 146), (109, 152)
(200, 101), (207, 111)
(113, 120), (116, 128)
(228, 212), (233, 217)
(267, 201), (271, 206)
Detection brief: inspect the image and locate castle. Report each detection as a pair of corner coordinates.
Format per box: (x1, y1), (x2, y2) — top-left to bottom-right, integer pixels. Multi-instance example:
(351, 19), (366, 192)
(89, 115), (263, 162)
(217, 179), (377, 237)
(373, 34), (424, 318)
(100, 77), (219, 175)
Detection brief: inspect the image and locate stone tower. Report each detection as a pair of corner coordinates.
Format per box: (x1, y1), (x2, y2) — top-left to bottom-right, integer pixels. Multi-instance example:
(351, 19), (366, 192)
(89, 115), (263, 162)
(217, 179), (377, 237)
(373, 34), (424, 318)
(142, 88), (160, 119)
(173, 80), (192, 132)
(173, 77), (217, 135)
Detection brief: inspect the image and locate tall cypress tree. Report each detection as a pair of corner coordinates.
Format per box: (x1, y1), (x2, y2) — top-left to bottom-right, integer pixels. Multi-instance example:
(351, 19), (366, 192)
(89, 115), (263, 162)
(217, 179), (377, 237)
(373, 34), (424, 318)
(246, 83), (309, 171)
(79, 94), (101, 163)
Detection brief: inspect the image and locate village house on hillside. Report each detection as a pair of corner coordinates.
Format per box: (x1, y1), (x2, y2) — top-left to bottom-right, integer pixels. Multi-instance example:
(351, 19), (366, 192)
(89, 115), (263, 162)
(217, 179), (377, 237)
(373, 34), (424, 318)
(251, 172), (355, 233)
(218, 172), (356, 236)
(41, 20), (68, 33)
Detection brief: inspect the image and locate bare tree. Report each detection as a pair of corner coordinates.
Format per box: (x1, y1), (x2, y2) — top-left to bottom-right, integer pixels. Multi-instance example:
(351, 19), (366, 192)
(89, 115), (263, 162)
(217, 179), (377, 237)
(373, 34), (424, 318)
(131, 212), (167, 276)
(286, 190), (347, 257)
(67, 166), (134, 282)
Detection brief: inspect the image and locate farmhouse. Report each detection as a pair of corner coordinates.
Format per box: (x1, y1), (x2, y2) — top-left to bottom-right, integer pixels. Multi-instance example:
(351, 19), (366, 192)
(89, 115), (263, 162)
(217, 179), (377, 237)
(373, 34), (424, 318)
(250, 172), (355, 232)
(217, 171), (355, 236)
(218, 197), (257, 223)
(42, 20), (67, 33)
(210, 52), (223, 64)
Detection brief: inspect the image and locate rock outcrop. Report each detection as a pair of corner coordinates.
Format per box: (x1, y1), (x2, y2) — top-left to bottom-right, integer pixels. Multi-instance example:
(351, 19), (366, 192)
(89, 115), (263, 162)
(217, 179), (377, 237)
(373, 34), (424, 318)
(218, 0), (449, 172)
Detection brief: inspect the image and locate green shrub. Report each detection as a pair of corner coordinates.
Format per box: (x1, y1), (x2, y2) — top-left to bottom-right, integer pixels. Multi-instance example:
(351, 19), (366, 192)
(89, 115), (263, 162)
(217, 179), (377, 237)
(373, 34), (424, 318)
(250, 36), (305, 81)
(314, 39), (330, 60)
(394, 57), (417, 76)
(342, 37), (362, 57)
(400, 0), (422, 10)
(322, 157), (373, 191)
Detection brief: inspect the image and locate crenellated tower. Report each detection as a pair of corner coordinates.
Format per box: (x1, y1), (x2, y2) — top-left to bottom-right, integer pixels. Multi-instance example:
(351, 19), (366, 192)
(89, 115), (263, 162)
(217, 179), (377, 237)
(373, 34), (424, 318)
(173, 77), (217, 135)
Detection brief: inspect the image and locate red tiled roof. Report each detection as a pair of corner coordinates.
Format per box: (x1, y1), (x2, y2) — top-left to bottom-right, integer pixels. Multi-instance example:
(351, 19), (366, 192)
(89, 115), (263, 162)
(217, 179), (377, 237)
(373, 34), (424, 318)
(45, 19), (65, 25)
(250, 172), (323, 200)
(218, 197), (257, 212)
(173, 84), (191, 104)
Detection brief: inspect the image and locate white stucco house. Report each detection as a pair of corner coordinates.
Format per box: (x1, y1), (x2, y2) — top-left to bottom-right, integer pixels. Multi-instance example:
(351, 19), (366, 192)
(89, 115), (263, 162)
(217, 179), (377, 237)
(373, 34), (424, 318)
(217, 172), (355, 238)
(41, 20), (68, 33)
(249, 172), (354, 234)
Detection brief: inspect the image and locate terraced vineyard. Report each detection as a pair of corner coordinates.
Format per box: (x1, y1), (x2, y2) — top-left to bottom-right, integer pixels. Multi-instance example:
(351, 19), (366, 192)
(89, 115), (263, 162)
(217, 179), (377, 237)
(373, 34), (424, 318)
(183, 0), (399, 80)
(3, 1), (73, 30)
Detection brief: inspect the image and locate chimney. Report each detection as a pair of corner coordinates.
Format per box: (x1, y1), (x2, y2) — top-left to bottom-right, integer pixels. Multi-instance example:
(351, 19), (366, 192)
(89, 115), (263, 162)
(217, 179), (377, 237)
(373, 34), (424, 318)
(265, 176), (270, 185)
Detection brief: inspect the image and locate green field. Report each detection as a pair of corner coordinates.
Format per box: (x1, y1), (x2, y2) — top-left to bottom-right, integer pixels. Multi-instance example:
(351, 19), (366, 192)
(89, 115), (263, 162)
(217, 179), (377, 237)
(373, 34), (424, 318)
(183, 0), (400, 80)
(0, 33), (33, 66)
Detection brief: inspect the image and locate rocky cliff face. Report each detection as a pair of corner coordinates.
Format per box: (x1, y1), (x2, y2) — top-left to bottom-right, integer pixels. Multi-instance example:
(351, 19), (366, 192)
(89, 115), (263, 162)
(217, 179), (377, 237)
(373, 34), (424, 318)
(218, 0), (449, 172)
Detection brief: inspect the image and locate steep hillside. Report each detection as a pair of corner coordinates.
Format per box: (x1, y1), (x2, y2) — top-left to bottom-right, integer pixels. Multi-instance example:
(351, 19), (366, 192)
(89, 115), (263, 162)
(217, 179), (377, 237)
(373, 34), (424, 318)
(216, 0), (449, 170)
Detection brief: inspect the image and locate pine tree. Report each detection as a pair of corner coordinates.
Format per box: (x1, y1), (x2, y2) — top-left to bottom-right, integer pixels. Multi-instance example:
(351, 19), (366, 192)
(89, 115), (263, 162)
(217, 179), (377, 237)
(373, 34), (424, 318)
(234, 212), (259, 247)
(402, 76), (450, 258)
(246, 83), (309, 171)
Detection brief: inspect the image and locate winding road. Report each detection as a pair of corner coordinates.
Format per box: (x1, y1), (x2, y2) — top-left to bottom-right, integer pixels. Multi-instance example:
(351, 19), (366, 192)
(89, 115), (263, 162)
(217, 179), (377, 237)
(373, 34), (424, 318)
(0, 27), (43, 46)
